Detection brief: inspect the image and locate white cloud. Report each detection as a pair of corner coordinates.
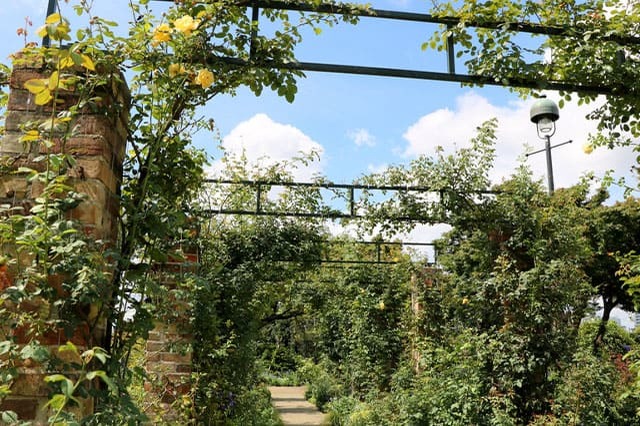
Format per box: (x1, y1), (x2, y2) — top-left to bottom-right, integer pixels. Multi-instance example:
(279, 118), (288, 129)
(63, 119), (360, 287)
(348, 128), (376, 147)
(402, 91), (638, 192)
(210, 113), (325, 181)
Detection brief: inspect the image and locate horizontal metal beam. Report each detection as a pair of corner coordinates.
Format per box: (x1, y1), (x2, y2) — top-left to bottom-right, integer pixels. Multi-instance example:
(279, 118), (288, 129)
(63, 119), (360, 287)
(210, 56), (612, 95)
(199, 208), (440, 222)
(204, 178), (498, 194)
(324, 240), (435, 247)
(202, 179), (494, 221)
(153, 0), (640, 46)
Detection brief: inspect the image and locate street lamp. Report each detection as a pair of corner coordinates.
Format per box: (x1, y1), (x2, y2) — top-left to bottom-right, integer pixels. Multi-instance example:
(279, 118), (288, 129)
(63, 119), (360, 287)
(530, 97), (560, 194)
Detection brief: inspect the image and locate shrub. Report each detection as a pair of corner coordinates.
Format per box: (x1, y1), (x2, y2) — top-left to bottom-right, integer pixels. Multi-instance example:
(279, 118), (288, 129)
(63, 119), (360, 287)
(299, 358), (343, 411)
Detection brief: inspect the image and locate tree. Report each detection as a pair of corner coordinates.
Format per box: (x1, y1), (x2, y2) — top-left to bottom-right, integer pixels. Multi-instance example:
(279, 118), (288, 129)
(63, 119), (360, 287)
(584, 197), (640, 349)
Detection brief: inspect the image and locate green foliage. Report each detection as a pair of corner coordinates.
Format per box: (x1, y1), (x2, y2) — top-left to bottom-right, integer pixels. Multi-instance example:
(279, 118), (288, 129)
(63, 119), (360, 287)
(313, 124), (640, 425)
(427, 0), (640, 147)
(3, 1), (640, 423)
(0, 0), (363, 423)
(583, 197), (640, 348)
(299, 358), (343, 411)
(550, 320), (640, 424)
(356, 119), (498, 237)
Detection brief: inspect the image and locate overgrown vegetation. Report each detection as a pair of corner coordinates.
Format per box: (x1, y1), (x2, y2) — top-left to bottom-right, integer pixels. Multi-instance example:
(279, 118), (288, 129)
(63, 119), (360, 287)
(1, 0), (640, 424)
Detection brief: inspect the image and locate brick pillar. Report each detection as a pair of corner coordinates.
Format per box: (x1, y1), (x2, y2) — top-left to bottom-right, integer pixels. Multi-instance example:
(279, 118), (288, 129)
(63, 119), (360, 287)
(143, 247), (197, 423)
(0, 58), (128, 423)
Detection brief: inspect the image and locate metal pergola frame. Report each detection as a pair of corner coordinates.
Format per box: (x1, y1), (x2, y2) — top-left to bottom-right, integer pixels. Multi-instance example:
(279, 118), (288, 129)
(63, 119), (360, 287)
(201, 178), (497, 221)
(158, 0), (635, 95)
(201, 179), (445, 264)
(40, 0), (625, 265)
(42, 0), (639, 94)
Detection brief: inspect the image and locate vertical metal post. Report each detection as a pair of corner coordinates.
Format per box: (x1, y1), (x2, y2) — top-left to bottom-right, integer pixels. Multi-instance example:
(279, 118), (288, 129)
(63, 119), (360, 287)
(545, 135), (554, 195)
(256, 183), (262, 213)
(249, 1), (260, 61)
(348, 187), (355, 217)
(446, 25), (455, 74)
(43, 0), (58, 47)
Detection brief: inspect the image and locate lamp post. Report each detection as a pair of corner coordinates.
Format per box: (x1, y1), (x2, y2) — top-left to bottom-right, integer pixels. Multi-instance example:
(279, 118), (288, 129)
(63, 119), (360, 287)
(530, 97), (561, 195)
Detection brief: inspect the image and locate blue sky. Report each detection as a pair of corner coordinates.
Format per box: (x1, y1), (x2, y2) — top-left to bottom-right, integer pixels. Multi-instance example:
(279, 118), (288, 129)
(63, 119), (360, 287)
(3, 0), (638, 240)
(2, 1), (638, 326)
(3, 0), (636, 188)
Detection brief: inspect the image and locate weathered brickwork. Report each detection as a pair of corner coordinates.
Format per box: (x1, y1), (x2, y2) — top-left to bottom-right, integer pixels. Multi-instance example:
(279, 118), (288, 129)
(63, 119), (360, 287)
(0, 59), (128, 423)
(142, 248), (198, 422)
(1, 57), (197, 424)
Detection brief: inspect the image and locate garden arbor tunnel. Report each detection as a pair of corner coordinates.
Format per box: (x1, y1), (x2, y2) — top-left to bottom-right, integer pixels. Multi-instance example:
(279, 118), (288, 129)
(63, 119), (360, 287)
(1, 1), (633, 422)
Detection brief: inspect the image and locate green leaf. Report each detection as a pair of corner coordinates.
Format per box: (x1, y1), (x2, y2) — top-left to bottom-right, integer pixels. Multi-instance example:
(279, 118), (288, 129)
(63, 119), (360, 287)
(45, 13), (62, 24)
(20, 342), (49, 363)
(0, 341), (13, 356)
(19, 130), (40, 143)
(58, 341), (78, 356)
(1, 411), (19, 424)
(24, 79), (46, 95)
(35, 89), (53, 105)
(45, 394), (66, 411)
(81, 54), (95, 72)
(16, 167), (35, 174)
(45, 374), (68, 383)
(60, 378), (75, 398)
(87, 370), (117, 395)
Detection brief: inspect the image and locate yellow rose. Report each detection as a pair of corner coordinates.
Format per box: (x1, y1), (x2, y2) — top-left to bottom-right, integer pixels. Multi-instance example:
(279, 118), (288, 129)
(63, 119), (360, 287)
(194, 69), (214, 88)
(174, 15), (199, 35)
(462, 297), (469, 305)
(151, 23), (171, 47)
(377, 301), (385, 310)
(583, 143), (594, 154)
(169, 63), (186, 78)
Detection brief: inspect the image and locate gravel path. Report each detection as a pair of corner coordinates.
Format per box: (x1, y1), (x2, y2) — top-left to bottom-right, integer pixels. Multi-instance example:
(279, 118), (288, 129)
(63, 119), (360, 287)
(269, 386), (328, 426)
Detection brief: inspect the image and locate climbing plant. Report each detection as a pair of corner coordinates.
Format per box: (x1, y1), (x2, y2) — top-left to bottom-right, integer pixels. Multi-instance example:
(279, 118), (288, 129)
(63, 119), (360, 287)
(0, 0), (363, 423)
(427, 0), (640, 150)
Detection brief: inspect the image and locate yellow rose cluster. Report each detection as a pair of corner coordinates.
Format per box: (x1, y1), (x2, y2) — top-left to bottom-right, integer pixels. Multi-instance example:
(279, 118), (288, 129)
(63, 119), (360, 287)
(151, 23), (171, 47)
(167, 64), (214, 89)
(151, 15), (200, 47)
(194, 69), (214, 89)
(173, 15), (199, 35)
(168, 63), (186, 78)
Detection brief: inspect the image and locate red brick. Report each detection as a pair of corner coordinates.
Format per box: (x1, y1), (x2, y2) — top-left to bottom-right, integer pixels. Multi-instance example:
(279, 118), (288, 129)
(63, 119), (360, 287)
(10, 371), (49, 397)
(8, 88), (80, 113)
(176, 364), (191, 373)
(9, 68), (47, 90)
(70, 157), (121, 193)
(4, 111), (51, 132)
(2, 62), (128, 421)
(161, 352), (191, 363)
(0, 397), (39, 419)
(146, 341), (166, 352)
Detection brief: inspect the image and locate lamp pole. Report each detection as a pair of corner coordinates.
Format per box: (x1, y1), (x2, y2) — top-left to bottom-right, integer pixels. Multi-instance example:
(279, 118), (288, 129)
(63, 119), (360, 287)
(529, 97), (563, 195)
(544, 134), (554, 194)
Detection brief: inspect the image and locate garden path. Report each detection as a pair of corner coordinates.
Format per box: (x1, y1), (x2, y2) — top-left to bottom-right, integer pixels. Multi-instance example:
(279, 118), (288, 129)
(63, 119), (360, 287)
(269, 386), (328, 426)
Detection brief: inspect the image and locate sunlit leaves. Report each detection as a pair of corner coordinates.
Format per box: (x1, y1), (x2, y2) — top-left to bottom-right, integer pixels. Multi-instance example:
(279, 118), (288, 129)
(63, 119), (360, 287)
(425, 0), (640, 143)
(37, 13), (71, 42)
